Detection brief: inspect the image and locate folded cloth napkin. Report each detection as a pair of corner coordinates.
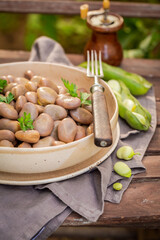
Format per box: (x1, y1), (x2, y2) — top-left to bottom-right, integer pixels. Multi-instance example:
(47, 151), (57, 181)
(0, 36), (157, 240)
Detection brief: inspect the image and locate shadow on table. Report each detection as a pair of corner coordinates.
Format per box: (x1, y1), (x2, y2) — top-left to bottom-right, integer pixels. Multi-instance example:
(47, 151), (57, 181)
(48, 227), (160, 240)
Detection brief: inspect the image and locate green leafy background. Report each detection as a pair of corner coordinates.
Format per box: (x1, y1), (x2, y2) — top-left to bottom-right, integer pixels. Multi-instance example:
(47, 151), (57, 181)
(0, 0), (159, 59)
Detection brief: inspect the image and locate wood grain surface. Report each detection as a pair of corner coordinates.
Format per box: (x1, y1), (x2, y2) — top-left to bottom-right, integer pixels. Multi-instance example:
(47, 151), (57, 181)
(0, 0), (159, 18)
(0, 50), (160, 227)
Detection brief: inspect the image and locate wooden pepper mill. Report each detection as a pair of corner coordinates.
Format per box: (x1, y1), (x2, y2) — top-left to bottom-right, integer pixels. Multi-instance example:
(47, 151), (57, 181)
(80, 0), (124, 66)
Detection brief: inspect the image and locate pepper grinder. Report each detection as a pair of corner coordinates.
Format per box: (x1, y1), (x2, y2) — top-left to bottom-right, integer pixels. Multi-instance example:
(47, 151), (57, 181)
(80, 0), (124, 66)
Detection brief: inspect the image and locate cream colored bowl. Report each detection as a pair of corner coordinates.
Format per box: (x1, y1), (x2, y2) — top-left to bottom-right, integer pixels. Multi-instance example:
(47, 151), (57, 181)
(0, 62), (119, 175)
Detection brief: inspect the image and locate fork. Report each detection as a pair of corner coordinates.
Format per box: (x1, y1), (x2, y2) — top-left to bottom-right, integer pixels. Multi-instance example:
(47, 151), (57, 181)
(87, 50), (112, 147)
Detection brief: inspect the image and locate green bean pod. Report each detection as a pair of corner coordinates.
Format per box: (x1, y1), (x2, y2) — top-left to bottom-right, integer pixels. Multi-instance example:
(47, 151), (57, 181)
(118, 80), (152, 123)
(79, 62), (152, 96)
(108, 80), (151, 131)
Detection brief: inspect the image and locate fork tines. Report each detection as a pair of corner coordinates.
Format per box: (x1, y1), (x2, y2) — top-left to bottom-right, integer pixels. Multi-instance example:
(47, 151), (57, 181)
(87, 50), (104, 77)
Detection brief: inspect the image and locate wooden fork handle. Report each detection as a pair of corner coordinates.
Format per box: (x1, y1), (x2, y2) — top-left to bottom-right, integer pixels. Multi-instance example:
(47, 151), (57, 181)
(91, 88), (112, 147)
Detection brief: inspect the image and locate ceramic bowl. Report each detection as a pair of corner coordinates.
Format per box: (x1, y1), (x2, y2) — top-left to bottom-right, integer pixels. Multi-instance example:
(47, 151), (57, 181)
(0, 62), (118, 174)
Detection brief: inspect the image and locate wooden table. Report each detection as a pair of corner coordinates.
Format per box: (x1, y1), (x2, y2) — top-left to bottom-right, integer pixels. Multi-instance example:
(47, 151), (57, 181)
(0, 50), (160, 228)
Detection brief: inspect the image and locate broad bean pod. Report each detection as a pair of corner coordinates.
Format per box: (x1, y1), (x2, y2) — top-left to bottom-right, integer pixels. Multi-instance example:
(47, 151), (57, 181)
(79, 62), (152, 96)
(108, 79), (151, 131)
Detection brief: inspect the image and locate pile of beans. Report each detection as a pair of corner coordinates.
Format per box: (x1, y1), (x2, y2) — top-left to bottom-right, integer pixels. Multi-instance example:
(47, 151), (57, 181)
(0, 70), (93, 148)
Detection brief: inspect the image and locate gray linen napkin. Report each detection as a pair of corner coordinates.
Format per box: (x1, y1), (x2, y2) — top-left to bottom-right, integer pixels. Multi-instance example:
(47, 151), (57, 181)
(0, 36), (157, 240)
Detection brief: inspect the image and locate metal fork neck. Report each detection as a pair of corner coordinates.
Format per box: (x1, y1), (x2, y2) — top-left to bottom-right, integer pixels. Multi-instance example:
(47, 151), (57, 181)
(90, 76), (105, 93)
(90, 84), (104, 93)
(94, 75), (99, 85)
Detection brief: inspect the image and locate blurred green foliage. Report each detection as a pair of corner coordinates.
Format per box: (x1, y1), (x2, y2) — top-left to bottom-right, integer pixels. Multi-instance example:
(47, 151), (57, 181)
(0, 0), (159, 59)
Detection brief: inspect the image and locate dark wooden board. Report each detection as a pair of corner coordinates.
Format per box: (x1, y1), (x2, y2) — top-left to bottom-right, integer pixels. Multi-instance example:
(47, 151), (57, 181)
(133, 155), (160, 180)
(64, 180), (160, 228)
(157, 102), (160, 126)
(147, 127), (160, 154)
(0, 1), (160, 18)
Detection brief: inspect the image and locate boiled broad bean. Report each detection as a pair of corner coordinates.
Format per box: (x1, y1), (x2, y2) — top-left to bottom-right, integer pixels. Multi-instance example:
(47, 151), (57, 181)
(38, 77), (59, 93)
(56, 94), (81, 110)
(74, 126), (86, 140)
(18, 142), (32, 148)
(86, 123), (93, 135)
(52, 140), (65, 146)
(25, 81), (37, 92)
(11, 84), (27, 100)
(6, 75), (15, 83)
(3, 83), (17, 94)
(50, 120), (61, 140)
(25, 91), (38, 104)
(44, 104), (67, 121)
(0, 102), (18, 119)
(0, 118), (20, 133)
(37, 87), (58, 105)
(35, 104), (44, 114)
(70, 107), (93, 125)
(33, 136), (55, 148)
(24, 70), (34, 80)
(0, 129), (15, 142)
(57, 85), (67, 95)
(58, 118), (77, 143)
(19, 102), (38, 120)
(0, 75), (10, 84)
(14, 77), (29, 85)
(15, 130), (40, 143)
(0, 140), (14, 147)
(16, 95), (27, 112)
(33, 113), (54, 137)
(83, 104), (92, 113)
(30, 75), (42, 84)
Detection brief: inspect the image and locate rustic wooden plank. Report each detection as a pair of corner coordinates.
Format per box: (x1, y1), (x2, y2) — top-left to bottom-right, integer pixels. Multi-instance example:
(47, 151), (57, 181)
(133, 155), (160, 180)
(64, 180), (160, 228)
(120, 59), (160, 79)
(157, 102), (160, 126)
(0, 50), (160, 77)
(0, 50), (30, 63)
(0, 1), (159, 18)
(150, 78), (160, 102)
(147, 128), (160, 154)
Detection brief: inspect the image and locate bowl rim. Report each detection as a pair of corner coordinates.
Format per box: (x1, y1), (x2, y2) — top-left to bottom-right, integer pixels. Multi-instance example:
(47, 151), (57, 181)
(0, 61), (118, 152)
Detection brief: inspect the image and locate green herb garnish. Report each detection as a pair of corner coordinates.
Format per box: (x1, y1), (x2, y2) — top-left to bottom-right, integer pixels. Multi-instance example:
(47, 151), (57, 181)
(61, 78), (78, 97)
(80, 92), (91, 105)
(18, 112), (34, 131)
(0, 79), (7, 93)
(61, 78), (91, 105)
(0, 92), (14, 104)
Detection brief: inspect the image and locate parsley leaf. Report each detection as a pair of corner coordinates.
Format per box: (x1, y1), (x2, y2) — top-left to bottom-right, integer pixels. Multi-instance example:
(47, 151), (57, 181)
(18, 112), (34, 131)
(80, 92), (92, 105)
(6, 92), (14, 104)
(61, 78), (92, 106)
(61, 78), (78, 97)
(0, 92), (14, 104)
(0, 79), (7, 93)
